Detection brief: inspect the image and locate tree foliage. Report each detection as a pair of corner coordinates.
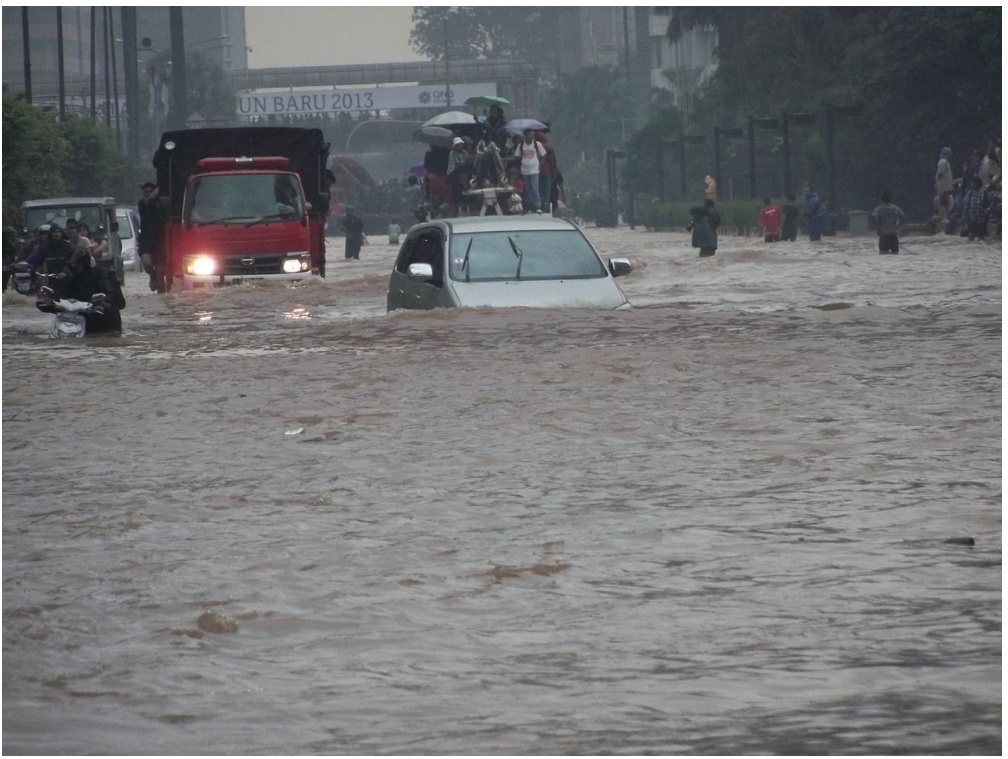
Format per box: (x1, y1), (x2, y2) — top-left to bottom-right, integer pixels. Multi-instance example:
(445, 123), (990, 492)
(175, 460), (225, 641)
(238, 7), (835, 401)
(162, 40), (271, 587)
(654, 6), (1002, 216)
(2, 94), (151, 227)
(185, 51), (237, 125)
(410, 6), (559, 69)
(59, 118), (135, 199)
(2, 94), (67, 226)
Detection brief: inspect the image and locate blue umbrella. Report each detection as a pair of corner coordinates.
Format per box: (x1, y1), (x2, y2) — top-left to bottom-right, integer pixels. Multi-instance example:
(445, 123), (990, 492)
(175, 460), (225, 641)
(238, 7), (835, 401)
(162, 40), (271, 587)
(505, 118), (548, 134)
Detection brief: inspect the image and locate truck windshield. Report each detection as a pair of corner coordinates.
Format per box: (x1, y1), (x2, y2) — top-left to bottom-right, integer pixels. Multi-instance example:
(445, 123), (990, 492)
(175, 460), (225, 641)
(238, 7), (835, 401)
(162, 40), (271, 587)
(24, 206), (103, 234)
(187, 173), (304, 224)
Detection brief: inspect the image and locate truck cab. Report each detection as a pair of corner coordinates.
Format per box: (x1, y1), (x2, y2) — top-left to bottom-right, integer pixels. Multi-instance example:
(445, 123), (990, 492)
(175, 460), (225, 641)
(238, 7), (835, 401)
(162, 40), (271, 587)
(175, 157), (313, 285)
(20, 197), (124, 284)
(154, 128), (330, 288)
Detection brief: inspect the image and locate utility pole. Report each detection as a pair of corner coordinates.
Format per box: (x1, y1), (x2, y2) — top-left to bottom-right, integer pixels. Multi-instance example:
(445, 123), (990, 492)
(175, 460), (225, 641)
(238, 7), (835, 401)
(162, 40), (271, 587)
(103, 8), (111, 128)
(109, 8), (122, 149)
(169, 7), (189, 129)
(443, 13), (451, 108)
(121, 7), (140, 162)
(56, 7), (66, 121)
(21, 8), (32, 103)
(90, 8), (96, 120)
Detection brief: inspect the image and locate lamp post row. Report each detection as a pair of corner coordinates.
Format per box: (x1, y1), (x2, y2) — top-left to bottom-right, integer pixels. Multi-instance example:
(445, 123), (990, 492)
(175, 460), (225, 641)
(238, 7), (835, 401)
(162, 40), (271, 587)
(658, 105), (861, 204)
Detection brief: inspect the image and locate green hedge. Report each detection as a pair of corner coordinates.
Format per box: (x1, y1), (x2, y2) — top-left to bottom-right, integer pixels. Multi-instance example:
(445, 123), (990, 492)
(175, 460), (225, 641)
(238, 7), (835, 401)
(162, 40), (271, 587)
(640, 199), (777, 230)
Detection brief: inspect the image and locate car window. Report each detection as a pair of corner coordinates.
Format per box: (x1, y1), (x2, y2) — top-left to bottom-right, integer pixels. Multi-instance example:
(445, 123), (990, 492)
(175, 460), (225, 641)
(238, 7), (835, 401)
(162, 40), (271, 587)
(396, 232), (444, 285)
(116, 214), (134, 239)
(24, 206), (103, 234)
(449, 230), (607, 282)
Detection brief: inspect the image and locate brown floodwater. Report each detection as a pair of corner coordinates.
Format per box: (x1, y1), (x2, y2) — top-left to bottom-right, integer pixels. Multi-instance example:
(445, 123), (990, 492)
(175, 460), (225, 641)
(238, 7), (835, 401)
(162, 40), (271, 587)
(2, 227), (1001, 754)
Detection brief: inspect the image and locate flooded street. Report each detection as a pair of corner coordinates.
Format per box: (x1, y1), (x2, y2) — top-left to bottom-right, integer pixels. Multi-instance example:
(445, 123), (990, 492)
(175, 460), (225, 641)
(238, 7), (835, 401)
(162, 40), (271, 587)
(2, 227), (1001, 754)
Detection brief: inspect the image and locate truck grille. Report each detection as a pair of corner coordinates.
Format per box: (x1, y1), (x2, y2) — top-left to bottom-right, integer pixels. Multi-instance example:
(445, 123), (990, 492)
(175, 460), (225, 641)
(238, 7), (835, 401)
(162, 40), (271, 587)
(221, 254), (284, 276)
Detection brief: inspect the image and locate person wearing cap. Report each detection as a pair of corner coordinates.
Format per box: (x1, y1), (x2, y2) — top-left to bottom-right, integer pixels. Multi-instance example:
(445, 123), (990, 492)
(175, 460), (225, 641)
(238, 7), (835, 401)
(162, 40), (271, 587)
(37, 247), (125, 334)
(447, 136), (472, 213)
(340, 204), (365, 260)
(22, 225), (51, 269)
(137, 181), (169, 292)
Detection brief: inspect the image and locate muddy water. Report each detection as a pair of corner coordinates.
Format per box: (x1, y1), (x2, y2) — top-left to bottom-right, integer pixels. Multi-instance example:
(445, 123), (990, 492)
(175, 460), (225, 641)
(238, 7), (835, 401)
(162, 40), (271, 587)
(2, 229), (1001, 754)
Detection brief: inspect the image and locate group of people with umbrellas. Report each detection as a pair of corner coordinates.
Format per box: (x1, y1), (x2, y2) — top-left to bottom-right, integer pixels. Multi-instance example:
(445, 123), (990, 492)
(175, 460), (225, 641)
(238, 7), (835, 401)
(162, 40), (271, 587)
(409, 96), (563, 220)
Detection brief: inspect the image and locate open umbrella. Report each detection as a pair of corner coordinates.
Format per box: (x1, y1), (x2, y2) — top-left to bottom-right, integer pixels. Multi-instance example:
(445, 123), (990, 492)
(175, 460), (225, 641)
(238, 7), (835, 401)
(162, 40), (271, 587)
(412, 126), (455, 148)
(464, 95), (510, 110)
(505, 118), (549, 134)
(421, 111), (479, 129)
(406, 163), (427, 178)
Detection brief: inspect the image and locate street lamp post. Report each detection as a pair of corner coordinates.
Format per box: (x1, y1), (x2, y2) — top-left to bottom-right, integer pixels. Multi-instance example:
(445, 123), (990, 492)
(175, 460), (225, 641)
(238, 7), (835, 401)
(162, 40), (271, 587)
(714, 126), (743, 200)
(747, 116), (780, 198)
(781, 111), (815, 198)
(605, 149), (627, 227)
(824, 103), (862, 211)
(678, 135), (706, 198)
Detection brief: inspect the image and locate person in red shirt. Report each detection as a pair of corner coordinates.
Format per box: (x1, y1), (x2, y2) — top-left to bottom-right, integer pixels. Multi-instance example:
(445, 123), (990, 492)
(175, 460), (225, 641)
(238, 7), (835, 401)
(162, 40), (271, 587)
(758, 197), (782, 242)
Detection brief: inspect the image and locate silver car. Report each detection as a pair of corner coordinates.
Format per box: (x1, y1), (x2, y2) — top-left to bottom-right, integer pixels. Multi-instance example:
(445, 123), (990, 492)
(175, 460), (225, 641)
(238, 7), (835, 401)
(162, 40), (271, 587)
(116, 207), (143, 272)
(386, 216), (632, 311)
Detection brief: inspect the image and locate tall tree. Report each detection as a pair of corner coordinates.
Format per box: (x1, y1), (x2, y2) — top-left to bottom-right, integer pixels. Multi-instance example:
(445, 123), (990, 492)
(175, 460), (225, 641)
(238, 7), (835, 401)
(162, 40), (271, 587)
(410, 6), (559, 69)
(2, 94), (67, 226)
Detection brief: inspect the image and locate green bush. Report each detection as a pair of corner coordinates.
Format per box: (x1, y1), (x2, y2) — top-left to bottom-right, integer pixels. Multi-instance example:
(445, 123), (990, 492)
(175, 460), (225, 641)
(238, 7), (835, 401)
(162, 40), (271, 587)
(641, 198), (781, 230)
(575, 194), (615, 226)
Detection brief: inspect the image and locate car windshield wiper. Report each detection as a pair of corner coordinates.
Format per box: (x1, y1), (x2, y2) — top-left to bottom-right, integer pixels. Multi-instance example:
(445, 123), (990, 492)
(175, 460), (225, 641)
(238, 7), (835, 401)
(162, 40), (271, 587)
(508, 236), (523, 280)
(195, 215), (254, 225)
(245, 213), (296, 228)
(461, 238), (473, 282)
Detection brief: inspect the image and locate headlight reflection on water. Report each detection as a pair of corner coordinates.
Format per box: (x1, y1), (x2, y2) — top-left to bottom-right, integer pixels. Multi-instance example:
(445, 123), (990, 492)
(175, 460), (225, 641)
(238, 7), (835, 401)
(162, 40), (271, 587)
(282, 308), (312, 321)
(195, 311), (213, 324)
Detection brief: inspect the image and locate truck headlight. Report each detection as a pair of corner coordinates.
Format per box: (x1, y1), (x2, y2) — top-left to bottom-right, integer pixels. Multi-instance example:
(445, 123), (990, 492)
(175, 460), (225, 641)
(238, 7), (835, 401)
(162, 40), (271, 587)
(185, 256), (216, 276)
(283, 252), (311, 273)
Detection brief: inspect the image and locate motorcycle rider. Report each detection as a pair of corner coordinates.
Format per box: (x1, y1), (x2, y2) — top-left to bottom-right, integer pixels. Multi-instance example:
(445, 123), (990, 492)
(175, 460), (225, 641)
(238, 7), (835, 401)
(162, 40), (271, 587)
(36, 247), (124, 334)
(24, 224), (74, 274)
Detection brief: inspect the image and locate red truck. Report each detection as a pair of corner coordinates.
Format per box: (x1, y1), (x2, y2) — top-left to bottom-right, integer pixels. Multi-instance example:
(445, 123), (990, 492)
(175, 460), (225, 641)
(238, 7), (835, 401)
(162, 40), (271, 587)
(153, 127), (331, 287)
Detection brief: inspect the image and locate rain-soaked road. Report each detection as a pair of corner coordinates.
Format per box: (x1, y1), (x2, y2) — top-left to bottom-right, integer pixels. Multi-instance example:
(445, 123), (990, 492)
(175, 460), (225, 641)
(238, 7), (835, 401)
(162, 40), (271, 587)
(2, 227), (1001, 754)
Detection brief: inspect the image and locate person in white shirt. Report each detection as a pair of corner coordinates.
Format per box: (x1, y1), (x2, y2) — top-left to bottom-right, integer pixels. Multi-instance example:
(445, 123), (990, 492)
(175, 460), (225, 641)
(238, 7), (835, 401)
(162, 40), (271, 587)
(513, 129), (547, 214)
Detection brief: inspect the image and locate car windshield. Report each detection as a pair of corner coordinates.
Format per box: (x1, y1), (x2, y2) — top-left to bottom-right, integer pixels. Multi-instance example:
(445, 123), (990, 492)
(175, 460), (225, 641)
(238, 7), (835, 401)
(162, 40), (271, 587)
(116, 213), (133, 239)
(187, 172), (303, 224)
(25, 206), (104, 234)
(449, 230), (607, 282)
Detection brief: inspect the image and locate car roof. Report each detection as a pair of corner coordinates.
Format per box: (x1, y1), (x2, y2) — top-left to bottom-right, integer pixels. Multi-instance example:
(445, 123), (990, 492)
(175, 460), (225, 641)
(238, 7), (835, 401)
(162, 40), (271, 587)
(22, 197), (116, 208)
(440, 216), (579, 234)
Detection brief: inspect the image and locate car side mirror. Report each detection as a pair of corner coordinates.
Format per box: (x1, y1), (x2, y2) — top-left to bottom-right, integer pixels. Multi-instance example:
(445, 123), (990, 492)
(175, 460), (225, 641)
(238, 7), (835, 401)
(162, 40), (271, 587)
(609, 257), (633, 277)
(304, 202), (312, 213)
(407, 263), (433, 280)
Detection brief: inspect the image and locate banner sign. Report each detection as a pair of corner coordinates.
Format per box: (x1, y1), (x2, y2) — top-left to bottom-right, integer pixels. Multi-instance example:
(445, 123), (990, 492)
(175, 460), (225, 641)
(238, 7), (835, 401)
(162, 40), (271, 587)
(238, 83), (497, 117)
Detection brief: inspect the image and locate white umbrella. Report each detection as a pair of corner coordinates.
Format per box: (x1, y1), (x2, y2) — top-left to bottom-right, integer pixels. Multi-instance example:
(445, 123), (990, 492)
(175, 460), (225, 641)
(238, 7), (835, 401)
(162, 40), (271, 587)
(421, 111), (479, 129)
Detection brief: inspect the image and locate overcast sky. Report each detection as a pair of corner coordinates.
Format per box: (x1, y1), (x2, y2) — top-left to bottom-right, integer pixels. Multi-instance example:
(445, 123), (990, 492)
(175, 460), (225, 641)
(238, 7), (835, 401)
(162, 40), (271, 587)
(245, 6), (427, 68)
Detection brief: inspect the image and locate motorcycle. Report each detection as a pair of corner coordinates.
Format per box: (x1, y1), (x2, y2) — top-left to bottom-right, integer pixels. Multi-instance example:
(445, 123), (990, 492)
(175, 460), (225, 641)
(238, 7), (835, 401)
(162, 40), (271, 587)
(36, 285), (110, 339)
(9, 262), (37, 296)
